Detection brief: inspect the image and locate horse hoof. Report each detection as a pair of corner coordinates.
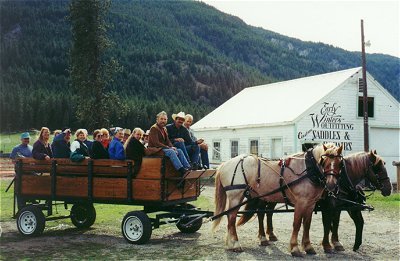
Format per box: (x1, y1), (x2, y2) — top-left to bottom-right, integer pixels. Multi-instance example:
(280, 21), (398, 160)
(334, 245), (345, 251)
(291, 250), (304, 257)
(305, 248), (317, 255)
(232, 247), (243, 253)
(353, 244), (361, 251)
(260, 240), (270, 246)
(268, 235), (278, 241)
(323, 246), (334, 254)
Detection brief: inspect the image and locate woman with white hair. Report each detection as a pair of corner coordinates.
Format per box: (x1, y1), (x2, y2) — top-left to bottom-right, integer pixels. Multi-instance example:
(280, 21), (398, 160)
(70, 129), (90, 161)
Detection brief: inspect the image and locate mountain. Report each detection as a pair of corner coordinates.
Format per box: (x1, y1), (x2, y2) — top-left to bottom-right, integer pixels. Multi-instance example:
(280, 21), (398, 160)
(1, 0), (399, 131)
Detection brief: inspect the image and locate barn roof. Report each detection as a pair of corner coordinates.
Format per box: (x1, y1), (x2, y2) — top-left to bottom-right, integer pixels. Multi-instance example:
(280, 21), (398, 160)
(192, 67), (362, 130)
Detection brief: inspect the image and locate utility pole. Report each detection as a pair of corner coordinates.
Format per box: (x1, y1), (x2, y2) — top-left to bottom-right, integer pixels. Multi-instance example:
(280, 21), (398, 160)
(361, 19), (369, 152)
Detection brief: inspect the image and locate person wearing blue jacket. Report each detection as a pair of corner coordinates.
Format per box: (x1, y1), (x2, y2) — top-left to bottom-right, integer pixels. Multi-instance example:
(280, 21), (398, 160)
(108, 127), (125, 160)
(51, 128), (72, 158)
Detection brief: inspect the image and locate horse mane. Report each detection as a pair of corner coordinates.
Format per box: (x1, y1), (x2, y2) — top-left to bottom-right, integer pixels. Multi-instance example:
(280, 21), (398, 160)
(344, 151), (370, 174)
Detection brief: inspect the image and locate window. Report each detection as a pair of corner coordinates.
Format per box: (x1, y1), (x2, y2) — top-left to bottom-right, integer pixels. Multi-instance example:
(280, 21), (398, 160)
(358, 96), (374, 118)
(271, 138), (282, 159)
(213, 141), (221, 160)
(231, 140), (239, 158)
(249, 139), (259, 155)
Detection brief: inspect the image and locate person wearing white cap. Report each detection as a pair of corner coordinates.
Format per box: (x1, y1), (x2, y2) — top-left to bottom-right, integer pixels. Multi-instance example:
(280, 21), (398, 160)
(166, 111), (200, 170)
(148, 111), (191, 176)
(9, 132), (33, 163)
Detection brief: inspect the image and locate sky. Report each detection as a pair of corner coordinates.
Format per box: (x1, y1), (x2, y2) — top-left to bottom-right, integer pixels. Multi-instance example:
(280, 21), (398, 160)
(201, 0), (400, 58)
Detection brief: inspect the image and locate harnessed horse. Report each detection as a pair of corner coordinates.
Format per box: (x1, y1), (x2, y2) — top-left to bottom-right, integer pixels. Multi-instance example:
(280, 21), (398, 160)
(212, 143), (343, 256)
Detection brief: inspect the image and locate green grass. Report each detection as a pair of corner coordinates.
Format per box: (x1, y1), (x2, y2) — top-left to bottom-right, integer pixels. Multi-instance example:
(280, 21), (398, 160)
(366, 192), (400, 214)
(0, 132), (41, 153)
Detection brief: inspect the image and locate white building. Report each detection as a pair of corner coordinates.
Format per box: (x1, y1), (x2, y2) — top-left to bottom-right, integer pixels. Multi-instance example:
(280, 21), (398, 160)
(192, 67), (400, 181)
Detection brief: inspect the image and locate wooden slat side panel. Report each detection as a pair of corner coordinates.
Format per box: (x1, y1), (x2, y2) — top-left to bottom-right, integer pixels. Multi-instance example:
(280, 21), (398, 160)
(134, 157), (163, 179)
(132, 179), (161, 201)
(56, 176), (88, 197)
(92, 166), (128, 175)
(164, 160), (180, 178)
(56, 165), (88, 175)
(93, 178), (127, 200)
(21, 165), (52, 173)
(19, 158), (52, 165)
(20, 175), (51, 196)
(166, 179), (198, 201)
(92, 159), (134, 166)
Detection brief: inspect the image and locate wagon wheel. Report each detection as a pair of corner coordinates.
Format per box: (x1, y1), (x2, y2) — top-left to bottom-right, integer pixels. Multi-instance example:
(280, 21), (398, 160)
(121, 211), (152, 244)
(176, 204), (203, 233)
(16, 205), (46, 236)
(70, 203), (96, 229)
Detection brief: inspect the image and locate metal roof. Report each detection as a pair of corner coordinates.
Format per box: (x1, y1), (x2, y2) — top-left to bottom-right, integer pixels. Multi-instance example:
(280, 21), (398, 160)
(192, 67), (362, 130)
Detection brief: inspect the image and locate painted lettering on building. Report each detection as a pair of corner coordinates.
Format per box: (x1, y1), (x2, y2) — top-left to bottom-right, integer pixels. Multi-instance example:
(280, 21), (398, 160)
(297, 102), (354, 150)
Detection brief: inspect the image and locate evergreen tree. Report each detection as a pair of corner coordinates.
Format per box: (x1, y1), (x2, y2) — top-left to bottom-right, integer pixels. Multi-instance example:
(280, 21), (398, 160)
(69, 0), (123, 129)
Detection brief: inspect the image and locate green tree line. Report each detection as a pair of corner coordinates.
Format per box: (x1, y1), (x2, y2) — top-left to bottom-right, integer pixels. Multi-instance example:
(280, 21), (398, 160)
(1, 0), (398, 132)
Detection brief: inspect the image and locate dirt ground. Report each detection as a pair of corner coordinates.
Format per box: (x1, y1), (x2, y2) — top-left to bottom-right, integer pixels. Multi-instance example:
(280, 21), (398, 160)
(1, 183), (399, 260)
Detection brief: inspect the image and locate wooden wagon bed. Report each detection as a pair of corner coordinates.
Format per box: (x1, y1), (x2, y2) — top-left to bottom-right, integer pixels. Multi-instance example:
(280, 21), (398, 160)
(15, 157), (215, 206)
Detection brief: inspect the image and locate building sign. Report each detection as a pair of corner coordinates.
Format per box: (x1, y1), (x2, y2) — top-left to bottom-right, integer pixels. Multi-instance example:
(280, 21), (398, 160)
(297, 102), (354, 150)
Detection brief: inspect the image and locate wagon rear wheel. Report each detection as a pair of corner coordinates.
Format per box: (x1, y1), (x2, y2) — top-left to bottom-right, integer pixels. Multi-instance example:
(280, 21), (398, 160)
(176, 204), (203, 233)
(17, 205), (45, 236)
(122, 211), (152, 244)
(70, 203), (96, 229)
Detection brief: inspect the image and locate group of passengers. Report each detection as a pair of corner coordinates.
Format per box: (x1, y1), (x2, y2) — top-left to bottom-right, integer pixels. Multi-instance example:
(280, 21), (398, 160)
(10, 111), (209, 176)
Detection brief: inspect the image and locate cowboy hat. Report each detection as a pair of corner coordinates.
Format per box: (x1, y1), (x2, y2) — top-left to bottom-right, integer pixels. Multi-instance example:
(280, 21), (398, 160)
(172, 111), (186, 121)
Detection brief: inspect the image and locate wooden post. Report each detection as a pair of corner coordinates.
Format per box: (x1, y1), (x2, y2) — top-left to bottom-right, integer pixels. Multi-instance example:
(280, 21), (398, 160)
(393, 161), (400, 192)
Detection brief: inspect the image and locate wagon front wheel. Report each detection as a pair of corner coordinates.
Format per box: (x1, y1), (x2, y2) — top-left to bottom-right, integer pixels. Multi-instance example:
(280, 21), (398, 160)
(17, 205), (45, 236)
(121, 211), (152, 244)
(70, 203), (96, 229)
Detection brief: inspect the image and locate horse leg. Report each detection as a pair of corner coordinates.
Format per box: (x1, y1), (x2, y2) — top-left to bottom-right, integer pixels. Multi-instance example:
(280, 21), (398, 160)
(321, 208), (334, 253)
(301, 205), (317, 255)
(257, 204), (269, 246)
(349, 210), (364, 251)
(331, 210), (345, 251)
(290, 205), (304, 257)
(266, 202), (278, 241)
(224, 192), (243, 252)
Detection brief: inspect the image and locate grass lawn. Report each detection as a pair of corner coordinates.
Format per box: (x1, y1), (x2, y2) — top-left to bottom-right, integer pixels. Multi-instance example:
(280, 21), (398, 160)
(0, 132), (41, 153)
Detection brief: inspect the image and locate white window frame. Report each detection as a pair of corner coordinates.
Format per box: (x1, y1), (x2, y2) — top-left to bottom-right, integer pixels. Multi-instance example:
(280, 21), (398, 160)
(230, 139), (239, 158)
(212, 140), (221, 161)
(249, 138), (259, 156)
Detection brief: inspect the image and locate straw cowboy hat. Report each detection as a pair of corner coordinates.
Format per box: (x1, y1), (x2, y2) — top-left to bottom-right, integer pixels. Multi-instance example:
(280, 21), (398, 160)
(172, 111), (186, 121)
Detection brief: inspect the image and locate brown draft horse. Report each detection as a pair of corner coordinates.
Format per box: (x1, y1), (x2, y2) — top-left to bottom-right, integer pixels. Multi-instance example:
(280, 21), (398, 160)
(239, 150), (392, 253)
(212, 144), (343, 257)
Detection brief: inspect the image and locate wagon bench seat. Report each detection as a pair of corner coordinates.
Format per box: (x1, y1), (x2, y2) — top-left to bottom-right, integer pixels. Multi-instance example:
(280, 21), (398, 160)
(16, 157), (214, 204)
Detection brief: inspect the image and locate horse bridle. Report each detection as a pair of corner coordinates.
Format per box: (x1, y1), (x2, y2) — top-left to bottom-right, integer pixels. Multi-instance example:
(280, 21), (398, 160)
(319, 154), (343, 177)
(367, 159), (389, 190)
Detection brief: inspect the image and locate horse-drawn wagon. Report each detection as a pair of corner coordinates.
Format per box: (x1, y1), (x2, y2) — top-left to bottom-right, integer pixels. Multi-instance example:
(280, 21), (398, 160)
(12, 156), (215, 244)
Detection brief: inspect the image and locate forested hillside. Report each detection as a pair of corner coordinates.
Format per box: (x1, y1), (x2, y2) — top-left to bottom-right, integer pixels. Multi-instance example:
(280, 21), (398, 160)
(1, 0), (399, 131)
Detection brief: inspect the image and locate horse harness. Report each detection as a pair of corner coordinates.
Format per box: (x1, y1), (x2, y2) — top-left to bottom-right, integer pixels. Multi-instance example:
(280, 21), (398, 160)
(222, 149), (327, 205)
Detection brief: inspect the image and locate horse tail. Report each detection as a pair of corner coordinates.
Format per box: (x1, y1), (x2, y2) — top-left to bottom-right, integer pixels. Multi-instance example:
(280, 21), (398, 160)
(236, 199), (258, 226)
(212, 168), (226, 233)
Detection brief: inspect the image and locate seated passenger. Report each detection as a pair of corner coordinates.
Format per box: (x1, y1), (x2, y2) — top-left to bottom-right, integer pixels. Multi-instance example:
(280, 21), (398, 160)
(123, 128), (131, 144)
(91, 129), (109, 159)
(82, 129), (93, 155)
(124, 128), (145, 161)
(166, 111), (200, 170)
(10, 132), (33, 163)
(108, 127), (125, 160)
(32, 127), (53, 160)
(148, 111), (190, 176)
(52, 127), (71, 158)
(124, 128), (146, 176)
(100, 128), (111, 149)
(70, 129), (90, 161)
(143, 130), (150, 148)
(184, 114), (210, 169)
